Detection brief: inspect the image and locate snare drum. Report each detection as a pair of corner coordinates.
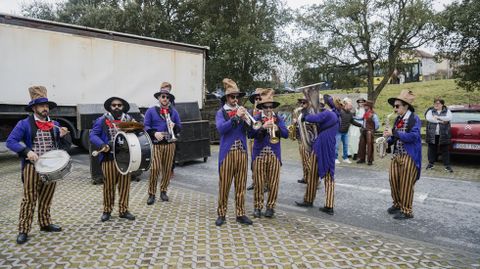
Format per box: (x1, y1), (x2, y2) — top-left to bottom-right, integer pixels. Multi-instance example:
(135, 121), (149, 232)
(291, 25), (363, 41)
(113, 130), (152, 175)
(35, 150), (72, 183)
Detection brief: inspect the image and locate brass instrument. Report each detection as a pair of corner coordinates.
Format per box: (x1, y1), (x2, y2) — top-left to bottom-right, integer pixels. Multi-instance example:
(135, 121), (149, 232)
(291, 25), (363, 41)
(267, 112), (279, 144)
(287, 107), (303, 141)
(236, 105), (262, 130)
(164, 111), (178, 142)
(297, 85), (323, 152)
(375, 112), (394, 158)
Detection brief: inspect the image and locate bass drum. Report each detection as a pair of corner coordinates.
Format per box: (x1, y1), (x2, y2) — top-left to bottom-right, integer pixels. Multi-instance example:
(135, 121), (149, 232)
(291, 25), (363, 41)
(113, 131), (153, 175)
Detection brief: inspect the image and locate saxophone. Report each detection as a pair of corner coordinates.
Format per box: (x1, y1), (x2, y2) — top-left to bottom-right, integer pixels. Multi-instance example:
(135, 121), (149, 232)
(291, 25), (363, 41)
(375, 112), (394, 158)
(287, 107), (303, 141)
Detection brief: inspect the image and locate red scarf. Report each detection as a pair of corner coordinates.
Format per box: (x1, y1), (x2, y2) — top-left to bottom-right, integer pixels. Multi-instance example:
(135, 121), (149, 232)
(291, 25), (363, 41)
(396, 119), (405, 129)
(160, 108), (169, 115)
(35, 120), (54, 131)
(363, 109), (373, 120)
(262, 116), (277, 123)
(105, 119), (121, 128)
(227, 109), (237, 118)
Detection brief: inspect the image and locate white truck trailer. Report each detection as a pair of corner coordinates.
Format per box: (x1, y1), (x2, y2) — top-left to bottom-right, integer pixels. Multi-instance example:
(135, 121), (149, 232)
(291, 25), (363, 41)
(0, 13), (209, 151)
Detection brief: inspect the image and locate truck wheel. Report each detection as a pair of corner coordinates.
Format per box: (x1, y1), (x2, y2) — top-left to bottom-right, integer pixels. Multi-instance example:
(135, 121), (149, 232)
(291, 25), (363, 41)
(203, 157), (208, 162)
(81, 130), (90, 151)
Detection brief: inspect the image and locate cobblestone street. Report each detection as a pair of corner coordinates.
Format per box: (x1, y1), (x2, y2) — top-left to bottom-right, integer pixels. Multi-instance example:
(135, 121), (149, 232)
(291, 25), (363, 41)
(0, 156), (479, 268)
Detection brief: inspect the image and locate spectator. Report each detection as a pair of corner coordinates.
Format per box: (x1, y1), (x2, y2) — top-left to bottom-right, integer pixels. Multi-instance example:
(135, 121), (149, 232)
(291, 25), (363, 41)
(335, 98), (362, 164)
(349, 98), (366, 160)
(357, 100), (379, 165)
(425, 98), (453, 172)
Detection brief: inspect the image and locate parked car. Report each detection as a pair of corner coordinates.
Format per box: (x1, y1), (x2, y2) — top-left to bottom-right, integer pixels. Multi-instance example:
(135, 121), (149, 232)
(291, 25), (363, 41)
(448, 104), (480, 156)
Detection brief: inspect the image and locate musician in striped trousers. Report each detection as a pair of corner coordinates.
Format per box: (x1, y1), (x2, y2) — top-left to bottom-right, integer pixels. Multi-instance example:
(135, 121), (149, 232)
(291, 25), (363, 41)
(215, 78), (253, 226)
(90, 97), (136, 222)
(384, 90), (422, 220)
(6, 86), (70, 244)
(296, 98), (311, 184)
(144, 82), (182, 204)
(249, 89), (288, 218)
(295, 95), (339, 215)
(247, 88), (266, 191)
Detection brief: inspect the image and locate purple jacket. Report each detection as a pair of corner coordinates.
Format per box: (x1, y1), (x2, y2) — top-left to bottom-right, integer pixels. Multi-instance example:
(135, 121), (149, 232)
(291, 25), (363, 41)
(216, 108), (249, 169)
(305, 110), (339, 179)
(387, 113), (422, 180)
(248, 114), (288, 164)
(6, 115), (71, 170)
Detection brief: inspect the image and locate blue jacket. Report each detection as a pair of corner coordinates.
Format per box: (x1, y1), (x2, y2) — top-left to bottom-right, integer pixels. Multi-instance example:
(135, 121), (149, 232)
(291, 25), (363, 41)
(248, 114), (288, 164)
(216, 108), (249, 169)
(6, 115), (71, 170)
(305, 109), (339, 179)
(89, 115), (128, 162)
(387, 113), (422, 180)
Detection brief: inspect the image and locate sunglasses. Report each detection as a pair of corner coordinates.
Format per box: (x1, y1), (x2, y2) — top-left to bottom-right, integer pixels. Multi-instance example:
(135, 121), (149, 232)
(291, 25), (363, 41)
(111, 103), (123, 108)
(160, 95), (170, 99)
(394, 104), (402, 108)
(298, 101), (307, 105)
(229, 95), (240, 99)
(255, 97), (262, 101)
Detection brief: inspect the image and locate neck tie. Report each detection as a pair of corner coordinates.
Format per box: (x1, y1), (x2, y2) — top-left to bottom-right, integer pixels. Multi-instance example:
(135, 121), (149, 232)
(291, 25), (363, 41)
(35, 120), (54, 131)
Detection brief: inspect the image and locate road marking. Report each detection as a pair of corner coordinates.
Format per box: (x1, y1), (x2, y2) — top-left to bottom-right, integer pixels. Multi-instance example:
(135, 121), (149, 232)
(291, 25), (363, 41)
(428, 197), (480, 209)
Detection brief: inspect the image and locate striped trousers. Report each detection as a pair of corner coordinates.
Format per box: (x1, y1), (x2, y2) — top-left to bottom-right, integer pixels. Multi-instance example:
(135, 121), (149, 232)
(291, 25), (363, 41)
(303, 154), (335, 208)
(298, 143), (310, 181)
(389, 154), (418, 215)
(101, 161), (131, 214)
(253, 153), (281, 210)
(217, 149), (247, 217)
(19, 163), (57, 233)
(149, 143), (176, 195)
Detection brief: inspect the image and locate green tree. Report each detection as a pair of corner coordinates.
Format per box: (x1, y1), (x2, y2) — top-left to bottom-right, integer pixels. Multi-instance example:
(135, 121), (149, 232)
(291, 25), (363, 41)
(292, 0), (436, 102)
(22, 0), (288, 93)
(437, 0), (480, 92)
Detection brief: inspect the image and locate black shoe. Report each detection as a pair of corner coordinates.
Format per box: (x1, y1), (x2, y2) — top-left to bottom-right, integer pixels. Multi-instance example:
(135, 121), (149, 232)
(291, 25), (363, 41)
(253, 209), (262, 218)
(160, 192), (169, 202)
(147, 195), (155, 205)
(445, 166), (453, 173)
(393, 212), (413, 220)
(101, 212), (111, 222)
(247, 184), (255, 191)
(264, 208), (275, 218)
(119, 211), (135, 220)
(215, 216), (226, 226)
(320, 207), (334, 215)
(387, 206), (400, 214)
(426, 163), (434, 170)
(16, 233), (28, 244)
(352, 154), (358, 161)
(297, 178), (307, 184)
(367, 161), (373, 165)
(236, 215), (253, 225)
(295, 201), (313, 207)
(356, 159), (365, 164)
(40, 224), (62, 232)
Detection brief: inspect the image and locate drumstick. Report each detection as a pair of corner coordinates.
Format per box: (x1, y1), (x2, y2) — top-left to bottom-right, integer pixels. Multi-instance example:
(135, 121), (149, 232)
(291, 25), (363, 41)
(92, 146), (110, 157)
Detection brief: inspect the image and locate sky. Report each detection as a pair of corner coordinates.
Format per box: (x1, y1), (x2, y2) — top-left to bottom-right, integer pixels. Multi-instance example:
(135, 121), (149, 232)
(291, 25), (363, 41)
(0, 0), (455, 14)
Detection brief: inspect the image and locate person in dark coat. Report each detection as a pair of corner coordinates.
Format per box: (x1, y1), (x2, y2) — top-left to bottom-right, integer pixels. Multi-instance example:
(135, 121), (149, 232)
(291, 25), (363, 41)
(425, 98), (453, 172)
(6, 86), (70, 244)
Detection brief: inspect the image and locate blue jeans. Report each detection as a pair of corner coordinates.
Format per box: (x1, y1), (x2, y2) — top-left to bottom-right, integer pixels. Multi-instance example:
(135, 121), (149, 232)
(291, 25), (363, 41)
(335, 132), (349, 160)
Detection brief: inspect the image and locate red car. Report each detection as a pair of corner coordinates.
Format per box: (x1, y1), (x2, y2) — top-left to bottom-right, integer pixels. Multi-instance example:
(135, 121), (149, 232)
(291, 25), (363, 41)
(448, 104), (480, 156)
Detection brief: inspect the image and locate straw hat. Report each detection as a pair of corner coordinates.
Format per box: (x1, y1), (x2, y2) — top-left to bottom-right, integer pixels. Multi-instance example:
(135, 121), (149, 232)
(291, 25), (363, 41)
(154, 82), (175, 100)
(25, 86), (57, 112)
(256, 88), (280, 109)
(388, 89), (415, 112)
(221, 78), (246, 102)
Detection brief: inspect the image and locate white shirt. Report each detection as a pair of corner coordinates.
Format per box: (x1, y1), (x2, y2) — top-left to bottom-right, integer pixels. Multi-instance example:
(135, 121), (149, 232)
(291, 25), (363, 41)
(426, 109), (452, 135)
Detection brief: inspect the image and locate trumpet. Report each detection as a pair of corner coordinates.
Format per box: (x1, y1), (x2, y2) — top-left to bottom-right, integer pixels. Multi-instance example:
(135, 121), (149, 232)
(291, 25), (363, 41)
(237, 106), (262, 130)
(375, 112), (394, 158)
(164, 112), (178, 142)
(266, 112), (280, 144)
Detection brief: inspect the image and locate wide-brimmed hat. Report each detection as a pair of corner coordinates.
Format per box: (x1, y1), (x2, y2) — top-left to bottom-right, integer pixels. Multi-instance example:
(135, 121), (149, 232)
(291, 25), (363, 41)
(220, 78), (246, 102)
(25, 86), (57, 112)
(104, 96), (130, 113)
(364, 100), (375, 108)
(356, 97), (366, 104)
(256, 89), (280, 109)
(388, 89), (415, 112)
(154, 82), (175, 100)
(248, 88), (267, 104)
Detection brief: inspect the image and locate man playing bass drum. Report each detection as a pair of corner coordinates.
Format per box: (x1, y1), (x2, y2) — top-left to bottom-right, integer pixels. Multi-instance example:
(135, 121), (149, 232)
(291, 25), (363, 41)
(144, 82), (181, 204)
(90, 96), (137, 222)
